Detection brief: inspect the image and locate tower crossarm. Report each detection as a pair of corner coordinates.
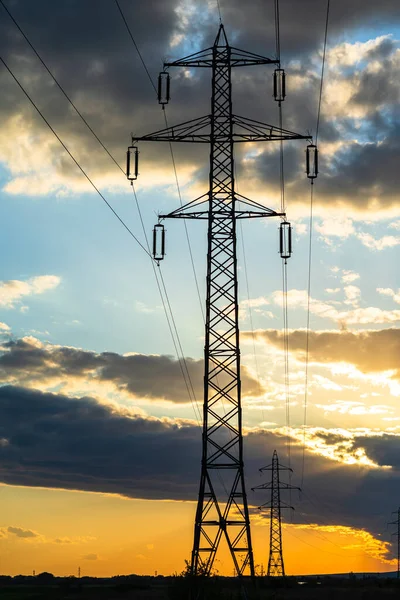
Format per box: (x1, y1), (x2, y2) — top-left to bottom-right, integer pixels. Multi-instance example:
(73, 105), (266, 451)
(128, 22), (312, 582)
(232, 115), (311, 142)
(252, 481), (299, 492)
(164, 28), (278, 69)
(257, 501), (295, 511)
(159, 192), (284, 221)
(132, 114), (308, 144)
(259, 462), (293, 473)
(165, 50), (278, 68)
(132, 115), (211, 144)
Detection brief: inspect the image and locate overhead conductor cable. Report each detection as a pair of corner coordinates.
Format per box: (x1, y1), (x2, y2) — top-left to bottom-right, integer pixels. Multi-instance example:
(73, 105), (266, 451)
(301, 0), (330, 489)
(0, 0), (200, 423)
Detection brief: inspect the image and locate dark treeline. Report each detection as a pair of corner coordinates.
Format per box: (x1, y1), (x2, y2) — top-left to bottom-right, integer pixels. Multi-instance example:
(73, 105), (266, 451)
(1, 572), (400, 600)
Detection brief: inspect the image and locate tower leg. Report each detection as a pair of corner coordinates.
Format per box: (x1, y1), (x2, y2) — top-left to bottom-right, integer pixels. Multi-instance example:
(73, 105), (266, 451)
(191, 26), (254, 579)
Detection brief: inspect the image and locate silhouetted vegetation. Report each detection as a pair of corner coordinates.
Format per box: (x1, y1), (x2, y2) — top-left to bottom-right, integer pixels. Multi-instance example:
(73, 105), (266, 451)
(1, 573), (400, 600)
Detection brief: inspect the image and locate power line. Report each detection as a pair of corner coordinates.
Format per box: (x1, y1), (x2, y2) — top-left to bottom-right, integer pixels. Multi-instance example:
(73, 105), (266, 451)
(115, 0), (205, 324)
(131, 185), (202, 425)
(239, 221), (262, 393)
(301, 187), (313, 489)
(315, 0), (330, 144)
(0, 0), (125, 176)
(114, 0), (157, 96)
(301, 0), (330, 489)
(274, 0), (292, 498)
(216, 0), (222, 23)
(114, 0), (204, 419)
(284, 526), (358, 559)
(158, 266), (199, 405)
(162, 110), (205, 324)
(296, 506), (366, 557)
(274, 0), (281, 62)
(234, 164), (263, 421)
(1, 3), (202, 425)
(0, 54), (152, 259)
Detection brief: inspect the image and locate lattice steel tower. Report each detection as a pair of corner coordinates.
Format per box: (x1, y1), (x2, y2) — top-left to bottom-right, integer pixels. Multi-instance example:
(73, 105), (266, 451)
(128, 25), (309, 577)
(252, 450), (299, 577)
(389, 507), (400, 579)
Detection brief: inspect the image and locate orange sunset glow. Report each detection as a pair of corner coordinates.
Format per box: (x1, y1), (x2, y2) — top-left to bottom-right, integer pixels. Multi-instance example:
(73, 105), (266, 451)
(0, 0), (399, 589)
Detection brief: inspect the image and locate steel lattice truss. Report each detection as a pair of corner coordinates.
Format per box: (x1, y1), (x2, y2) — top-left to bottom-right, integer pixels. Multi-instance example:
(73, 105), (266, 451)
(388, 508), (400, 578)
(131, 24), (308, 578)
(252, 450), (299, 577)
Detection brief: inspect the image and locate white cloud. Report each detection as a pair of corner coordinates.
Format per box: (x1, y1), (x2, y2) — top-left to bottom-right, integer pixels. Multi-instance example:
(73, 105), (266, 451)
(272, 289), (400, 326)
(389, 222), (400, 231)
(315, 400), (392, 416)
(240, 296), (270, 309)
(325, 288), (340, 294)
(294, 222), (307, 235)
(239, 297), (274, 321)
(377, 287), (400, 304)
(314, 217), (400, 251)
(356, 232), (400, 250)
(0, 276), (60, 309)
(344, 285), (361, 306)
(327, 36), (392, 69)
(135, 301), (161, 314)
(315, 217), (355, 244)
(341, 270), (360, 284)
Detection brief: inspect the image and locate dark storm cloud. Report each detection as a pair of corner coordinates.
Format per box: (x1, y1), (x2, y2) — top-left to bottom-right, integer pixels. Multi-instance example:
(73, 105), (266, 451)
(352, 433), (400, 468)
(0, 1), (399, 210)
(1, 383), (399, 549)
(220, 0), (400, 58)
(245, 427), (400, 542)
(0, 0), (192, 181)
(0, 337), (263, 401)
(0, 385), (201, 499)
(245, 327), (400, 379)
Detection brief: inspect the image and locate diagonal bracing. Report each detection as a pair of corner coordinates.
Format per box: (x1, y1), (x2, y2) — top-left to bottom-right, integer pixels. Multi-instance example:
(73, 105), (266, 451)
(129, 23), (310, 579)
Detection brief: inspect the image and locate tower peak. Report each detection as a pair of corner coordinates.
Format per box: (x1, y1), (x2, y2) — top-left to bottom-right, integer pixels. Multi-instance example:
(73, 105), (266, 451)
(214, 23), (229, 47)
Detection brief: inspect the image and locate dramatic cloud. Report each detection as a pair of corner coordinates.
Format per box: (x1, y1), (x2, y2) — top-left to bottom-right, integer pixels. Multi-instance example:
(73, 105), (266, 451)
(0, 1), (398, 214)
(0, 337), (263, 403)
(248, 327), (400, 380)
(0, 275), (60, 309)
(0, 384), (203, 500)
(1, 384), (400, 547)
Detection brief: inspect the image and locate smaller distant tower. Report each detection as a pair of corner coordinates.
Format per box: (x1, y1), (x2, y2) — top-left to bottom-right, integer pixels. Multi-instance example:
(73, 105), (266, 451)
(252, 450), (299, 577)
(389, 507), (400, 579)
(78, 566), (81, 579)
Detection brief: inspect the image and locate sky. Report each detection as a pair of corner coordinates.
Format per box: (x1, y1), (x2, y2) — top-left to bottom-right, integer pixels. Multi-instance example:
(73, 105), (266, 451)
(0, 0), (400, 578)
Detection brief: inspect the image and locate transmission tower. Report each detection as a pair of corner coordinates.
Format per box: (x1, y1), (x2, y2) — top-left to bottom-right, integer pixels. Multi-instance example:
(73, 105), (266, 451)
(127, 25), (311, 577)
(389, 507), (400, 579)
(252, 450), (299, 577)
